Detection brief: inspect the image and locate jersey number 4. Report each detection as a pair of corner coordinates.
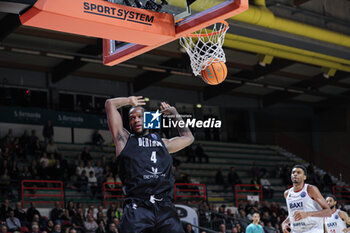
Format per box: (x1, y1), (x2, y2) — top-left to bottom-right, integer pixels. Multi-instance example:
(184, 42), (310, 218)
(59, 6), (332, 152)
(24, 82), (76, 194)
(151, 151), (157, 163)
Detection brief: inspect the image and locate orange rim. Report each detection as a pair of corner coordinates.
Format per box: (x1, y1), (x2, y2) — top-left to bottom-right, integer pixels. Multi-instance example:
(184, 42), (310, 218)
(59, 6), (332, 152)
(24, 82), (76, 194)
(187, 21), (229, 38)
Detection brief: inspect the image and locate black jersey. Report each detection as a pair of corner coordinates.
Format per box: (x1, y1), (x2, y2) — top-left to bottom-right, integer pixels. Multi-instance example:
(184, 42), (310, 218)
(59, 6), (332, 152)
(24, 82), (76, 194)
(117, 132), (174, 199)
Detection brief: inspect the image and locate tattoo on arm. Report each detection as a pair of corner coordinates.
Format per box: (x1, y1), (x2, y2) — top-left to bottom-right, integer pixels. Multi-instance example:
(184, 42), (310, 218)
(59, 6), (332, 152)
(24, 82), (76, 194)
(117, 133), (126, 143)
(174, 114), (191, 136)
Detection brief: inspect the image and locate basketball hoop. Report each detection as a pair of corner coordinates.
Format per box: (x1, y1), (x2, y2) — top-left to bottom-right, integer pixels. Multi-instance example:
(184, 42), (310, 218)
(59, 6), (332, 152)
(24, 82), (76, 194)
(179, 21), (229, 76)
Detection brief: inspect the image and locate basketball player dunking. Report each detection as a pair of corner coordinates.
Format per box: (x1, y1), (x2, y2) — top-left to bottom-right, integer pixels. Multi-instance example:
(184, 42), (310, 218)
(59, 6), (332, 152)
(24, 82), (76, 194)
(105, 96), (194, 233)
(324, 195), (350, 233)
(282, 165), (332, 233)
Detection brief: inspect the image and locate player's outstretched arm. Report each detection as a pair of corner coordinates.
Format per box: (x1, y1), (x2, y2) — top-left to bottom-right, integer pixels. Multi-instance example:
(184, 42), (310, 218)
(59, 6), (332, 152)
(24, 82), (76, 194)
(105, 96), (145, 155)
(282, 190), (291, 233)
(339, 210), (350, 233)
(160, 102), (194, 153)
(294, 185), (332, 221)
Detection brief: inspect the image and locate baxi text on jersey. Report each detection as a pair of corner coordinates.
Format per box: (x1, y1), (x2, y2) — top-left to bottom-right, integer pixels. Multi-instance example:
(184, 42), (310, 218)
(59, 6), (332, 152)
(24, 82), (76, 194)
(163, 118), (221, 128)
(327, 222), (337, 228)
(290, 202), (303, 209)
(83, 2), (154, 25)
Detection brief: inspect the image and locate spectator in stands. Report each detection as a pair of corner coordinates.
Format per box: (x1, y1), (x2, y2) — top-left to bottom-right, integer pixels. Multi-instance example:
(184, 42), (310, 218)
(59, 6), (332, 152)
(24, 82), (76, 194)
(218, 224), (226, 233)
(20, 166), (32, 180)
(85, 205), (94, 219)
(76, 170), (88, 193)
(43, 120), (54, 146)
(6, 210), (21, 232)
(92, 130), (105, 151)
(100, 155), (107, 168)
(37, 160), (49, 180)
(71, 208), (85, 233)
(29, 130), (39, 155)
(58, 154), (68, 171)
(8, 160), (19, 180)
(48, 154), (56, 168)
(80, 147), (92, 165)
(52, 160), (64, 181)
(96, 220), (106, 233)
(1, 225), (8, 233)
(184, 223), (194, 233)
(1, 147), (10, 161)
(65, 201), (76, 221)
(235, 223), (243, 233)
(245, 212), (263, 233)
(26, 203), (40, 223)
(263, 221), (276, 233)
(0, 169), (11, 196)
(87, 171), (98, 198)
(14, 202), (26, 226)
(32, 214), (46, 231)
(106, 204), (117, 223)
(96, 212), (106, 226)
(238, 209), (250, 229)
(250, 176), (260, 191)
(215, 168), (225, 186)
(95, 206), (103, 220)
(31, 224), (40, 233)
(52, 224), (61, 233)
(50, 202), (65, 224)
(227, 167), (242, 189)
(33, 139), (43, 159)
(0, 200), (12, 221)
(4, 129), (14, 144)
(12, 137), (24, 161)
(84, 162), (94, 178)
(44, 220), (54, 233)
(83, 214), (98, 233)
(260, 174), (274, 199)
(46, 139), (58, 155)
(20, 130), (30, 156)
(29, 160), (39, 179)
(194, 143), (209, 163)
(39, 153), (49, 168)
(93, 161), (104, 182)
(106, 223), (118, 233)
(75, 161), (85, 177)
(231, 227), (238, 233)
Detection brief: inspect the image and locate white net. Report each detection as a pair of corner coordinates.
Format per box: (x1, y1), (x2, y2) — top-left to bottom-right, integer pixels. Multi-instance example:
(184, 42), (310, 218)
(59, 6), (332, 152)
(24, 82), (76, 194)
(179, 21), (229, 76)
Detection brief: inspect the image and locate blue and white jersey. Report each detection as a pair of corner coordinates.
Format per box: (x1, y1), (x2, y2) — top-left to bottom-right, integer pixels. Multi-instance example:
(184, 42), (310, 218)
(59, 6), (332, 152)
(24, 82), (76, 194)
(286, 184), (324, 233)
(325, 209), (347, 233)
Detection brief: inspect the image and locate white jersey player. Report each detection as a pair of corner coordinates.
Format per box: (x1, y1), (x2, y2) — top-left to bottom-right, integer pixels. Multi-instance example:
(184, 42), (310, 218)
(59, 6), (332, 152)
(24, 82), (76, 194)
(282, 165), (332, 233)
(325, 195), (350, 233)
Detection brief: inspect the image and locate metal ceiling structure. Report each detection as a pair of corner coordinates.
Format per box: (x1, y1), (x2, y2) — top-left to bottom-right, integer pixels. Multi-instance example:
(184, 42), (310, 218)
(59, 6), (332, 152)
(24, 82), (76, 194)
(0, 0), (349, 107)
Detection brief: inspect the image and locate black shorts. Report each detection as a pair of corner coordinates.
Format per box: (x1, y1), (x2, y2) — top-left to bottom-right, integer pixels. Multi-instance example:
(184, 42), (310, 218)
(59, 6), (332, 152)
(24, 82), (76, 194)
(119, 198), (184, 233)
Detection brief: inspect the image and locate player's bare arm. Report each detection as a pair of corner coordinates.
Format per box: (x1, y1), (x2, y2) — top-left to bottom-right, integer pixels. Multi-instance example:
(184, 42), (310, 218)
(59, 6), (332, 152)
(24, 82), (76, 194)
(282, 190), (291, 233)
(339, 211), (350, 233)
(105, 96), (146, 155)
(160, 102), (194, 153)
(293, 185), (332, 221)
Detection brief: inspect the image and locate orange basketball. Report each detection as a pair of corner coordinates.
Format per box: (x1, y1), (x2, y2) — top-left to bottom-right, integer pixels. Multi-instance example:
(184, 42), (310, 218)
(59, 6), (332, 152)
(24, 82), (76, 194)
(200, 61), (227, 85)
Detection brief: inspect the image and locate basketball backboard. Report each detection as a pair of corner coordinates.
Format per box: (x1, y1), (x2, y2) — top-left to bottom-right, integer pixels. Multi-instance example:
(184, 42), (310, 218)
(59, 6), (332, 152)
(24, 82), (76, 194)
(17, 0), (248, 66)
(103, 0), (249, 66)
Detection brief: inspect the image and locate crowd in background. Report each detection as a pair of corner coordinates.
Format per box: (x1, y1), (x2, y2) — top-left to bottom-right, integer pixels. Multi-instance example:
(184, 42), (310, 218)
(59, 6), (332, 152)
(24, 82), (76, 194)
(0, 125), (349, 233)
(0, 125), (115, 199)
(0, 200), (121, 233)
(1, 199), (348, 233)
